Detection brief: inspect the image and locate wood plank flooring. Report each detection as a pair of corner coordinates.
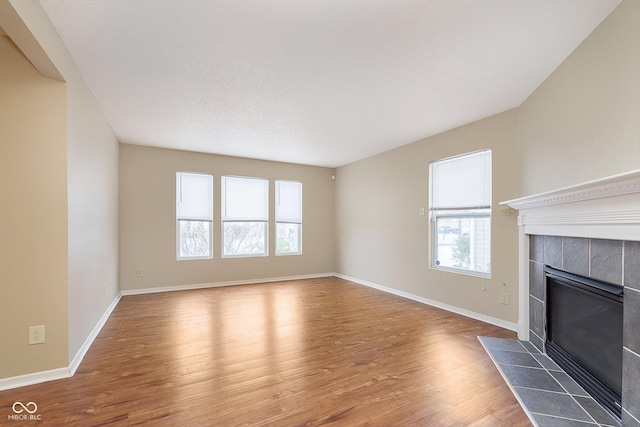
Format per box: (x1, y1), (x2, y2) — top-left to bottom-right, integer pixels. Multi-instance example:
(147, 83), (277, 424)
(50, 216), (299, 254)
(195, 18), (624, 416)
(0, 277), (532, 426)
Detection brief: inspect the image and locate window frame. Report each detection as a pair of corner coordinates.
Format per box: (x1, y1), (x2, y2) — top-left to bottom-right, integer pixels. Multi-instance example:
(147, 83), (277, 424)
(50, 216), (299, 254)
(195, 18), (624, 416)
(221, 175), (269, 258)
(176, 172), (214, 261)
(429, 150), (492, 278)
(275, 180), (303, 256)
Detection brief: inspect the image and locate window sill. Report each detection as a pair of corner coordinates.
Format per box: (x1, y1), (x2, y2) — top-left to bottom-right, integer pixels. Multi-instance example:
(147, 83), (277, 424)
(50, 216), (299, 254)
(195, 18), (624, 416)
(430, 265), (491, 279)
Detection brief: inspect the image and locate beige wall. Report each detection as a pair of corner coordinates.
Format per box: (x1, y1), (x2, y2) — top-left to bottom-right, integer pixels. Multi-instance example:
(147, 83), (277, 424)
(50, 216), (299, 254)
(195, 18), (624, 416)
(0, 0), (636, 381)
(1, 0), (120, 379)
(120, 144), (335, 291)
(0, 35), (69, 377)
(333, 0), (638, 327)
(335, 110), (520, 324)
(65, 62), (120, 362)
(518, 0), (640, 195)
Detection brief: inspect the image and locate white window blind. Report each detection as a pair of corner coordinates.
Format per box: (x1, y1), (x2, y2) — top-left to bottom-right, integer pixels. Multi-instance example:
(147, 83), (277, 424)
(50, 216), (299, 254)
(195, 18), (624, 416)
(177, 172), (213, 221)
(222, 176), (268, 221)
(276, 180), (302, 223)
(430, 150), (492, 210)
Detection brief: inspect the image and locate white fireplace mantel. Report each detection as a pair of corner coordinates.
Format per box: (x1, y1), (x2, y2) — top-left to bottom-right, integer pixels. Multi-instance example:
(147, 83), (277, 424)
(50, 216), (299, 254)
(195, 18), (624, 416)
(501, 169), (640, 241)
(500, 169), (640, 340)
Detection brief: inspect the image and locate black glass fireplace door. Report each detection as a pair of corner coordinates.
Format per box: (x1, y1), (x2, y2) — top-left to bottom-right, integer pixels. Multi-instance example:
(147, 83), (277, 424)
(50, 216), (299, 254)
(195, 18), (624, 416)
(545, 267), (623, 418)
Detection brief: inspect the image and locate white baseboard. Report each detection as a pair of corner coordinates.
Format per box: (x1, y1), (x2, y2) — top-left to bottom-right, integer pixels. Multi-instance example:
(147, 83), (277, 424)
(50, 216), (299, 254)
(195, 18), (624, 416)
(0, 367), (70, 392)
(121, 272), (335, 296)
(0, 293), (123, 392)
(335, 273), (518, 332)
(1, 272), (514, 392)
(69, 293), (122, 376)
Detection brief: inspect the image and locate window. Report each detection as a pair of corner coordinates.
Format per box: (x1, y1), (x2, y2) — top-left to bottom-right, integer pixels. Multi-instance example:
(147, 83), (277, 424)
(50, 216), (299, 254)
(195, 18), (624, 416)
(176, 172), (213, 260)
(222, 176), (268, 257)
(276, 180), (302, 255)
(429, 150), (491, 276)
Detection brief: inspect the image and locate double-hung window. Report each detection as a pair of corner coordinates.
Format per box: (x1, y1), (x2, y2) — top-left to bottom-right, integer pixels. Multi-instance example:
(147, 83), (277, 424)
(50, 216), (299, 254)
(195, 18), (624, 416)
(222, 176), (269, 257)
(176, 172), (213, 260)
(275, 180), (302, 255)
(429, 150), (492, 276)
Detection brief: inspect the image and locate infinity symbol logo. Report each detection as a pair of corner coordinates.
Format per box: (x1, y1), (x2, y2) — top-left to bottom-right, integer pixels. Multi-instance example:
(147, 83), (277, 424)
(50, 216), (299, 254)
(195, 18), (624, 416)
(12, 401), (38, 414)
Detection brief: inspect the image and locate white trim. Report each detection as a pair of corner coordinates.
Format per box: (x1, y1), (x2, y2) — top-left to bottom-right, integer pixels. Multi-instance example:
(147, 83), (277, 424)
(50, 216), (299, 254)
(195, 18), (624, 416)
(517, 230), (530, 341)
(335, 273), (517, 332)
(68, 293), (122, 375)
(501, 169), (640, 211)
(502, 170), (640, 241)
(519, 209), (640, 226)
(0, 368), (70, 392)
(0, 293), (123, 391)
(121, 273), (334, 296)
(2, 271), (510, 392)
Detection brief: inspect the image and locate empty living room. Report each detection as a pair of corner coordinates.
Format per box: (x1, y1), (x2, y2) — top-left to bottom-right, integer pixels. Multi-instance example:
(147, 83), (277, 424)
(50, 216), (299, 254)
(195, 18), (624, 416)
(1, 0), (638, 426)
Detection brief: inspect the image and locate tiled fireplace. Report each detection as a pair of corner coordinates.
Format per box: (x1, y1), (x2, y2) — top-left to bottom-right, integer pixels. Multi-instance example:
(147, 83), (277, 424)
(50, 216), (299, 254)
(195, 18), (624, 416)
(503, 170), (640, 426)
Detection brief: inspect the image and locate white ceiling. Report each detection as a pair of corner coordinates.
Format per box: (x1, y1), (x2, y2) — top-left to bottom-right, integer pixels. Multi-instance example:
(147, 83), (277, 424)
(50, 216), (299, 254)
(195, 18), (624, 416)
(39, 0), (620, 168)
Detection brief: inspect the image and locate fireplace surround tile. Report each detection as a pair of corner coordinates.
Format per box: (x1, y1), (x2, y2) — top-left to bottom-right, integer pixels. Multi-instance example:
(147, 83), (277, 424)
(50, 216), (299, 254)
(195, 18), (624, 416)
(530, 332), (544, 354)
(532, 234), (545, 263)
(544, 236), (563, 269)
(531, 260), (545, 300)
(624, 288), (640, 354)
(622, 348), (640, 423)
(622, 410), (640, 427)
(624, 241), (640, 290)
(590, 239), (623, 285)
(530, 295), (544, 338)
(563, 237), (590, 277)
(528, 234), (639, 425)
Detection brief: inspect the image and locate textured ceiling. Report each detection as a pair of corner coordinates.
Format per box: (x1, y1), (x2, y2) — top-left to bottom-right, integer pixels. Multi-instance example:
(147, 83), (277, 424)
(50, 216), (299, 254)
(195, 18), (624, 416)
(39, 0), (621, 168)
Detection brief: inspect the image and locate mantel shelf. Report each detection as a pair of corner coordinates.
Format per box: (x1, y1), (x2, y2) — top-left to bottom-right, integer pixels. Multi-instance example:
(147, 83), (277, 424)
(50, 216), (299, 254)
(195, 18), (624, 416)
(500, 169), (640, 211)
(499, 169), (640, 242)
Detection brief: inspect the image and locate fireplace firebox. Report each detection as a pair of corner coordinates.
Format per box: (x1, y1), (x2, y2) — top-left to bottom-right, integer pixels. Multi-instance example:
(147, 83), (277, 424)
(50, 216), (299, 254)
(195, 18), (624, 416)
(545, 266), (624, 418)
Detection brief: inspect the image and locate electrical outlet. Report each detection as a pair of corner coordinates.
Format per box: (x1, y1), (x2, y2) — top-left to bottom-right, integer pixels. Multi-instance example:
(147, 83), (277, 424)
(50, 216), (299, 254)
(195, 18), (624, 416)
(29, 325), (45, 345)
(500, 292), (510, 305)
(136, 268), (144, 277)
(348, 260), (355, 268)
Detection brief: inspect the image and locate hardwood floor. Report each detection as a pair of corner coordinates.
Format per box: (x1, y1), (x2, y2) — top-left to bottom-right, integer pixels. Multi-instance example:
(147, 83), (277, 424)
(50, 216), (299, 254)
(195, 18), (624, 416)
(1, 277), (531, 426)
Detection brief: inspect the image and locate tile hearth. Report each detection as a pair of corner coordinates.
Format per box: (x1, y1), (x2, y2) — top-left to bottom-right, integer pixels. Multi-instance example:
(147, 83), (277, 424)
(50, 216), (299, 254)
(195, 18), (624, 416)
(479, 336), (621, 427)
